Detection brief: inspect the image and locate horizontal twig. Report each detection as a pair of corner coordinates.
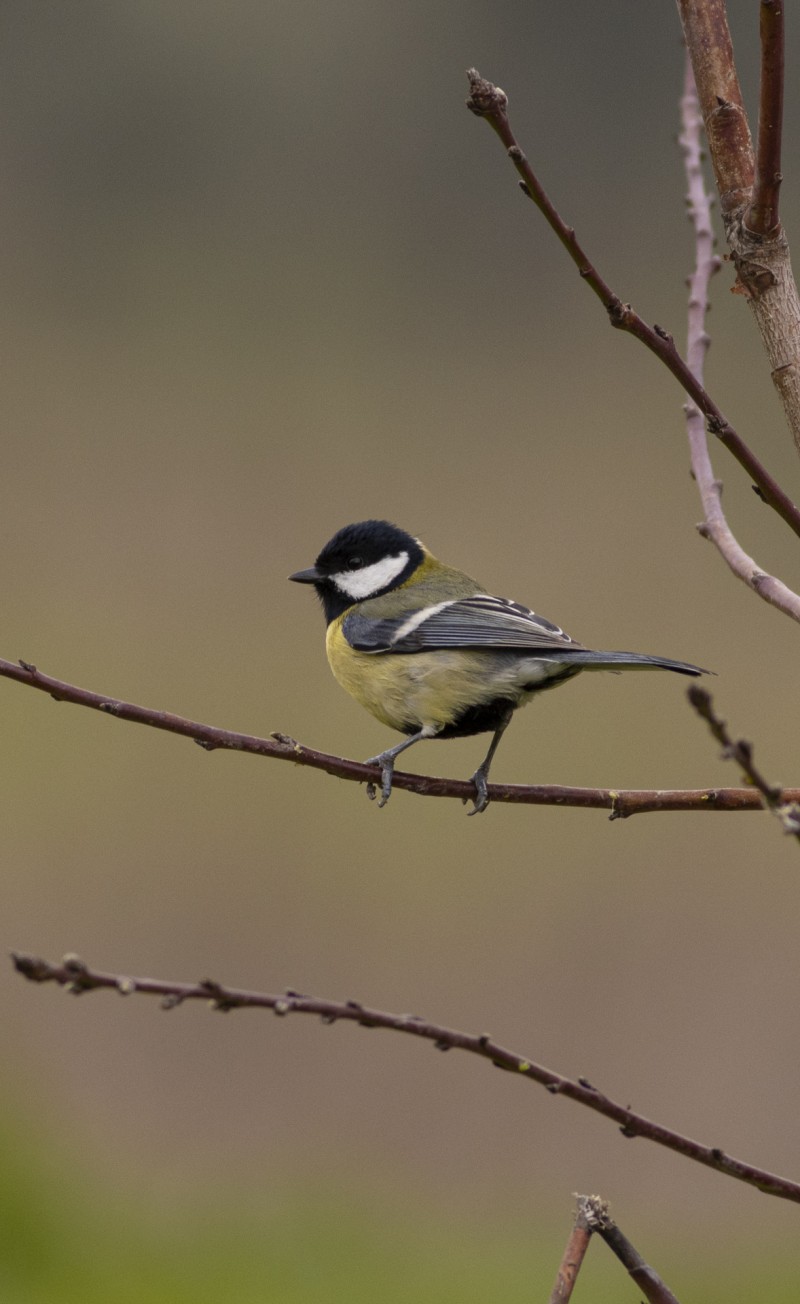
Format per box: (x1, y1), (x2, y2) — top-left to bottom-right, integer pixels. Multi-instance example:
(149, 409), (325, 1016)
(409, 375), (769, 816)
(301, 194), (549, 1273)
(1, 656), (797, 815)
(12, 952), (800, 1207)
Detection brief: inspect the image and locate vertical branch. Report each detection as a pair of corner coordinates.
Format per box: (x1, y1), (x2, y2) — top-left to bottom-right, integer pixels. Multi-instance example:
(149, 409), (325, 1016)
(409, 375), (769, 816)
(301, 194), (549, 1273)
(681, 58), (720, 395)
(748, 0), (785, 236)
(679, 57), (800, 623)
(676, 0), (754, 219)
(547, 1204), (592, 1304)
(678, 0), (800, 458)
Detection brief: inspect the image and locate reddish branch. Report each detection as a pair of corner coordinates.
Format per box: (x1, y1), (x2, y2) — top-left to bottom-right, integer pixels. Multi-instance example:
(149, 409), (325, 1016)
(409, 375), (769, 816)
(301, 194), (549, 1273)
(464, 69), (800, 541)
(675, 0), (754, 218)
(2, 656), (798, 816)
(13, 952), (800, 1207)
(677, 0), (784, 236)
(547, 1204), (592, 1304)
(749, 0), (785, 235)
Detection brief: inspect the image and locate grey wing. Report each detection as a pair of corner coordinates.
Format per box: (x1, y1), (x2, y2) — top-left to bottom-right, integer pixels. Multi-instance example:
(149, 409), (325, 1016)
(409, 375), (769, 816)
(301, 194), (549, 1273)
(342, 594), (584, 654)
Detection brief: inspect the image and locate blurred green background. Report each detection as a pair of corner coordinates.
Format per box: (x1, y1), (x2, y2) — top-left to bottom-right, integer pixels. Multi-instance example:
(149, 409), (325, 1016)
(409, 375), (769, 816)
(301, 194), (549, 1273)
(3, 1), (800, 1298)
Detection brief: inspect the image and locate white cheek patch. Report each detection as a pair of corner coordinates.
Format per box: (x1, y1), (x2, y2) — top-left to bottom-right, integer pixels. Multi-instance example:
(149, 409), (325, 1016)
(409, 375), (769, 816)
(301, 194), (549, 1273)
(331, 550), (409, 600)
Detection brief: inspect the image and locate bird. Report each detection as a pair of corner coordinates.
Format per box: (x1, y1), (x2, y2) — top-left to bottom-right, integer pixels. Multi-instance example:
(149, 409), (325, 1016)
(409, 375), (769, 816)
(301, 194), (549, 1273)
(289, 520), (708, 814)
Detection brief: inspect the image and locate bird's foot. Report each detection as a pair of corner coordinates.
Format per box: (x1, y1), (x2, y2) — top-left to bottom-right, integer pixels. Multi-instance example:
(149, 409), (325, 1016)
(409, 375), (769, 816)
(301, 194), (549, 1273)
(364, 752), (395, 808)
(466, 765), (491, 816)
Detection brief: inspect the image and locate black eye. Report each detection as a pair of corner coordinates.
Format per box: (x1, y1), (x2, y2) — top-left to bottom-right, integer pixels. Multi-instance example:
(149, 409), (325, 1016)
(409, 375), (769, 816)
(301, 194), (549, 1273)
(347, 556), (363, 569)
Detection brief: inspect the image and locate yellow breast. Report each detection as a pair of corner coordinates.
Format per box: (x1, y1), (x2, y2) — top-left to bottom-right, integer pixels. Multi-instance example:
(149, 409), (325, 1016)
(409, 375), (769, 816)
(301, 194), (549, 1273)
(325, 617), (524, 735)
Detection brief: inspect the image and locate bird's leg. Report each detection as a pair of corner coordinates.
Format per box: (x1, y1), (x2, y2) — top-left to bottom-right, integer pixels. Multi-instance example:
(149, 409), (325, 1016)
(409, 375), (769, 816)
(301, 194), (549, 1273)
(467, 710), (513, 816)
(364, 729), (430, 808)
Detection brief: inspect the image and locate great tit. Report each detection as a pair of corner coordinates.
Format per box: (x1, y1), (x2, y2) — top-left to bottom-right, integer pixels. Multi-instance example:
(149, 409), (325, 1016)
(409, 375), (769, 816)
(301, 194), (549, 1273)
(290, 520), (707, 814)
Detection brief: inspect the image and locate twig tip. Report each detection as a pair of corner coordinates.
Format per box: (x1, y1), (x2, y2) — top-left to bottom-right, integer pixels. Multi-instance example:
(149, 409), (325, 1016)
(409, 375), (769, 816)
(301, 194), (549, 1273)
(465, 68), (508, 118)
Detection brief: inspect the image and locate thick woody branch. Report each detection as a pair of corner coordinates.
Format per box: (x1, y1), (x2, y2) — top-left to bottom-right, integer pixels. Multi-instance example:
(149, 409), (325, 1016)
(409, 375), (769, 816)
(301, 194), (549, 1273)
(679, 58), (800, 623)
(2, 655), (798, 816)
(465, 69), (800, 536)
(675, 0), (754, 218)
(749, 0), (785, 236)
(12, 953), (800, 1207)
(677, 0), (784, 234)
(678, 2), (800, 458)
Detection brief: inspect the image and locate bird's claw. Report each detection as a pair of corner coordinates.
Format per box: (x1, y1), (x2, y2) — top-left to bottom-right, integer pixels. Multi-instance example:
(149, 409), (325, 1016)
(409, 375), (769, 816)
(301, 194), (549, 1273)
(365, 754), (394, 808)
(467, 767), (490, 816)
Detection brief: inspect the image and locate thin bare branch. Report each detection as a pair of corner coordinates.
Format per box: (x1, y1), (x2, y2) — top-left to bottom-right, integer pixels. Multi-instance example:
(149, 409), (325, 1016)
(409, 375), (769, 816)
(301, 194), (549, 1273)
(12, 952), (800, 1207)
(547, 1203), (592, 1304)
(679, 56), (800, 623)
(2, 655), (798, 816)
(688, 685), (800, 840)
(465, 69), (800, 538)
(581, 1196), (683, 1304)
(748, 0), (785, 236)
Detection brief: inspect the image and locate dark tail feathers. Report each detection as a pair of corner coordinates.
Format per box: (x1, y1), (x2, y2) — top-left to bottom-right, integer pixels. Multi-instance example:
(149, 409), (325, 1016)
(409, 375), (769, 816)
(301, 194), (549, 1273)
(563, 650), (709, 676)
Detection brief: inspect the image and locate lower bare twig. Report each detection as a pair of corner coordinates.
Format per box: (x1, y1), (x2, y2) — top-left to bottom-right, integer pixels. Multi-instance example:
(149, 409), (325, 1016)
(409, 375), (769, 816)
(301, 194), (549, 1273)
(464, 68), (800, 545)
(547, 1201), (592, 1304)
(688, 685), (800, 842)
(2, 655), (798, 815)
(11, 952), (800, 1207)
(580, 1195), (682, 1304)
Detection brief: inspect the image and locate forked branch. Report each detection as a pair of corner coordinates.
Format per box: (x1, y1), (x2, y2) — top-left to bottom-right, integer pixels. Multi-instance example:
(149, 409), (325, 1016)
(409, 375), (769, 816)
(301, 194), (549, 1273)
(548, 1195), (682, 1304)
(680, 57), (800, 621)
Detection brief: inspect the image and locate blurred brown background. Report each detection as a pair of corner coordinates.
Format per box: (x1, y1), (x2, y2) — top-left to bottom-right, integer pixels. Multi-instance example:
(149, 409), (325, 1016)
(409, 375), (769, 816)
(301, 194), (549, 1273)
(2, 0), (800, 1294)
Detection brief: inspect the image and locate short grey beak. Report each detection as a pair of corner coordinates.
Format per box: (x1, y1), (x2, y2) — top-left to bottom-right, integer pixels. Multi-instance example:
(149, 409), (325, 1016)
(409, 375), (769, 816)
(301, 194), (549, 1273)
(288, 566), (323, 584)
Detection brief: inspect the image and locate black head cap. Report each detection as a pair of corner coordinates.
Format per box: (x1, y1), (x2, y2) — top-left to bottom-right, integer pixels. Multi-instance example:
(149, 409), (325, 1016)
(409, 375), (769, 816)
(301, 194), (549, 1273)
(289, 520), (424, 622)
(314, 520), (420, 573)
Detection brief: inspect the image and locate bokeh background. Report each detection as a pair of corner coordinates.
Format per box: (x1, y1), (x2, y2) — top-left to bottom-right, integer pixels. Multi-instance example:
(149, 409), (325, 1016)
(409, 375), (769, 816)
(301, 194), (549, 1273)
(3, 2), (800, 1299)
